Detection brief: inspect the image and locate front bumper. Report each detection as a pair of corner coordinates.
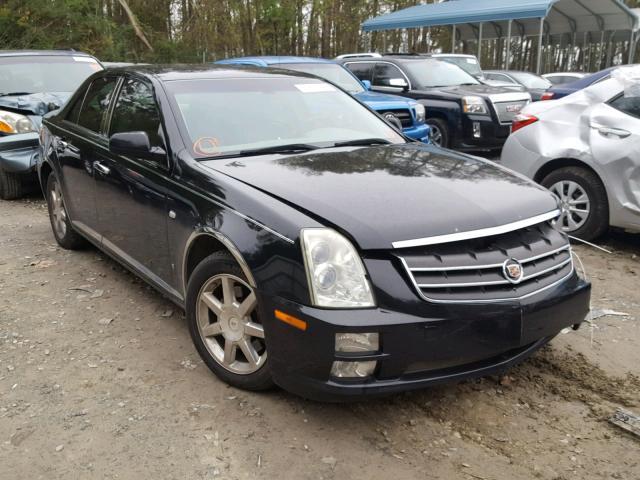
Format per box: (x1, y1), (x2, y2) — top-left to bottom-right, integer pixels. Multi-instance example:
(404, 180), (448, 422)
(0, 133), (39, 174)
(453, 116), (511, 152)
(402, 123), (430, 143)
(261, 274), (590, 402)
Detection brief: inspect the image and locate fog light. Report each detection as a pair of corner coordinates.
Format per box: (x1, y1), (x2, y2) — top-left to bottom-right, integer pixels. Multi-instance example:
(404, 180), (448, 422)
(335, 333), (379, 352)
(473, 121), (481, 138)
(331, 360), (377, 378)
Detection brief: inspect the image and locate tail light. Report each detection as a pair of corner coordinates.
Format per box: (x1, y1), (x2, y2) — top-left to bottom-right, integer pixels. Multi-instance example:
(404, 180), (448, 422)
(511, 114), (539, 133)
(541, 92), (555, 101)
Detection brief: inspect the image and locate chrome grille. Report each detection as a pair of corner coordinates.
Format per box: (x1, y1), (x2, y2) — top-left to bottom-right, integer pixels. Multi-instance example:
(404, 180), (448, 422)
(492, 100), (529, 124)
(378, 109), (413, 128)
(397, 222), (573, 303)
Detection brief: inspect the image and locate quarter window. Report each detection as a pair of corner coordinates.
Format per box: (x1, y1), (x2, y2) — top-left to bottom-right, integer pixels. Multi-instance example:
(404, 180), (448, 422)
(345, 62), (374, 82)
(77, 77), (118, 133)
(109, 78), (165, 151)
(609, 94), (640, 119)
(65, 94), (85, 124)
(373, 63), (406, 87)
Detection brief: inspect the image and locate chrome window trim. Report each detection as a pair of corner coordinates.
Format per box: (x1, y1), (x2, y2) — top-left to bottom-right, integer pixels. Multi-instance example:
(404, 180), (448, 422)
(343, 60), (413, 90)
(392, 210), (561, 249)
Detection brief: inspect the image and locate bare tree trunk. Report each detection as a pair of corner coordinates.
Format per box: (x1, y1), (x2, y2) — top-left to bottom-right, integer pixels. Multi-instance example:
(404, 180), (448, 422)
(117, 0), (153, 51)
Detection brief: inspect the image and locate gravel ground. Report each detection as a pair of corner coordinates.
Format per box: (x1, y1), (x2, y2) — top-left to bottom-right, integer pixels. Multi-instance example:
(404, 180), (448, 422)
(1, 196), (639, 480)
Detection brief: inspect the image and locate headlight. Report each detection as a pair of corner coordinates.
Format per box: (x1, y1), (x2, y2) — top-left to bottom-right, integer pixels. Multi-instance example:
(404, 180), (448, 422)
(0, 110), (37, 134)
(414, 103), (426, 123)
(301, 228), (375, 308)
(462, 96), (488, 115)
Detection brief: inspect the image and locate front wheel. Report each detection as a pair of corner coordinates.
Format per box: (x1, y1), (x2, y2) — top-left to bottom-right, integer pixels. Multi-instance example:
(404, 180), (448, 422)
(541, 166), (609, 241)
(426, 117), (449, 148)
(0, 167), (24, 200)
(186, 252), (273, 391)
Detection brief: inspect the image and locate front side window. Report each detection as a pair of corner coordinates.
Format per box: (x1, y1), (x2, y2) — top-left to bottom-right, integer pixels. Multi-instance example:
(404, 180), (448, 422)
(109, 78), (164, 150)
(166, 77), (404, 158)
(609, 94), (640, 119)
(345, 62), (374, 83)
(373, 64), (407, 87)
(403, 59), (480, 88)
(77, 77), (119, 133)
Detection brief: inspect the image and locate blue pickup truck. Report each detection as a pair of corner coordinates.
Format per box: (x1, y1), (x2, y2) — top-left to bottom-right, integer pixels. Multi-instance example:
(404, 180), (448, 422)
(0, 50), (102, 199)
(216, 56), (430, 142)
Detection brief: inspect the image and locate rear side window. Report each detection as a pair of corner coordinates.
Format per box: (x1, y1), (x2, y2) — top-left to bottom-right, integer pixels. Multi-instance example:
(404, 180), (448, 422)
(373, 63), (406, 87)
(77, 77), (119, 133)
(609, 95), (640, 119)
(345, 62), (374, 82)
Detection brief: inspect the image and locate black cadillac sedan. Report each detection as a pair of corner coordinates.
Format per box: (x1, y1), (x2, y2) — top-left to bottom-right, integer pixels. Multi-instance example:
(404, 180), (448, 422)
(38, 65), (590, 401)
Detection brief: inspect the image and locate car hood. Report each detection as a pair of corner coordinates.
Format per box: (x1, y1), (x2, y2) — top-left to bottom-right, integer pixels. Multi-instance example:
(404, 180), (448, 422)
(354, 90), (415, 108)
(202, 145), (557, 250)
(0, 92), (71, 116)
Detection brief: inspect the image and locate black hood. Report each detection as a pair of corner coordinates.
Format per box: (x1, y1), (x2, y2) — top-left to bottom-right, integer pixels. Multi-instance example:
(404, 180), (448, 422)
(203, 145), (557, 250)
(421, 83), (529, 100)
(0, 92), (70, 116)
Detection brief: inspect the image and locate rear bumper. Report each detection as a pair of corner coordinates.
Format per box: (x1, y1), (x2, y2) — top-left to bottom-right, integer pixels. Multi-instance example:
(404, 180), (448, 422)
(0, 133), (39, 174)
(402, 123), (430, 143)
(261, 274), (590, 402)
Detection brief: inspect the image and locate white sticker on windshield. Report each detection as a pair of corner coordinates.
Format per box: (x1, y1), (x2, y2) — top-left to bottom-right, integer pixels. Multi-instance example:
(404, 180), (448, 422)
(295, 83), (336, 93)
(466, 58), (478, 64)
(73, 56), (98, 63)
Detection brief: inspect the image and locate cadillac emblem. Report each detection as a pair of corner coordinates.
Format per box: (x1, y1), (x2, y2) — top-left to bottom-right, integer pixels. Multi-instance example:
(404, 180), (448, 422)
(502, 258), (524, 284)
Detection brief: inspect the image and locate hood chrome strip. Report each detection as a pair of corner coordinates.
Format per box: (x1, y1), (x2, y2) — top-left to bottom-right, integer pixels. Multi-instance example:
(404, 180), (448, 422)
(392, 210), (561, 249)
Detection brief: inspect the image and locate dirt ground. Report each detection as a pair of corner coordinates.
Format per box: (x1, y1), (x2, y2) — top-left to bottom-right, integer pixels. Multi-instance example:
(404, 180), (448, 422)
(1, 196), (638, 480)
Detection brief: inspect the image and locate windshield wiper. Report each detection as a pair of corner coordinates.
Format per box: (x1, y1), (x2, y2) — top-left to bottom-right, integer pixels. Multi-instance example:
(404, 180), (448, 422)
(0, 92), (33, 97)
(238, 143), (320, 156)
(332, 138), (392, 148)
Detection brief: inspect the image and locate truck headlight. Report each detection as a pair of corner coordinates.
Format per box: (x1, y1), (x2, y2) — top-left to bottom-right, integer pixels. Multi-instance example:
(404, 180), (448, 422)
(462, 96), (488, 115)
(414, 103), (426, 123)
(0, 110), (37, 134)
(301, 228), (375, 308)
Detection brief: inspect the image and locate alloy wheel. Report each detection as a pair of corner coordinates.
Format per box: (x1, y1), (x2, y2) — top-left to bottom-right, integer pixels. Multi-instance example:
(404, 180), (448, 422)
(550, 180), (591, 232)
(196, 274), (266, 375)
(429, 124), (443, 146)
(50, 179), (68, 238)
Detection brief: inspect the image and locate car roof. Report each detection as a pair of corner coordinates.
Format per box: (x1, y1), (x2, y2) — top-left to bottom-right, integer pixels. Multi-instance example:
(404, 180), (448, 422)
(102, 64), (323, 82)
(218, 56), (335, 66)
(0, 49), (95, 58)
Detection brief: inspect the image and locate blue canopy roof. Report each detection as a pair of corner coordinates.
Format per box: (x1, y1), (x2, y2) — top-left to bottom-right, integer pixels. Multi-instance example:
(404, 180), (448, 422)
(362, 0), (638, 39)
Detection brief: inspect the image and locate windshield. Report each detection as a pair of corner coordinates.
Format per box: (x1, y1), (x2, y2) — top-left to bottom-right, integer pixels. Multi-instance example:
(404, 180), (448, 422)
(403, 59), (480, 88)
(167, 77), (404, 158)
(277, 63), (365, 94)
(439, 56), (483, 77)
(0, 55), (102, 95)
(510, 72), (552, 89)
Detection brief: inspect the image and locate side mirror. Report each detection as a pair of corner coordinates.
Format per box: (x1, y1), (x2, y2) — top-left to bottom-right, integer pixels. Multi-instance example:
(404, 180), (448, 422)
(389, 78), (409, 91)
(109, 131), (165, 161)
(361, 80), (372, 91)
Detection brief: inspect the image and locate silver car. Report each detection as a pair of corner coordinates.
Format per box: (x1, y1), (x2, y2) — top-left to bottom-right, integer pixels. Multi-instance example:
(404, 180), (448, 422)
(501, 69), (640, 240)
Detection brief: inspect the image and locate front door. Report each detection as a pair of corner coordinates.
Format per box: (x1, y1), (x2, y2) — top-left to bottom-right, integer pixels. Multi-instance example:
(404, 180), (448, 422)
(93, 76), (177, 298)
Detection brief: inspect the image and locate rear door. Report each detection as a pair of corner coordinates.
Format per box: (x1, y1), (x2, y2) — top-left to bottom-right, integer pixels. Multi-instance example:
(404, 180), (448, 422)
(93, 75), (177, 295)
(56, 76), (120, 237)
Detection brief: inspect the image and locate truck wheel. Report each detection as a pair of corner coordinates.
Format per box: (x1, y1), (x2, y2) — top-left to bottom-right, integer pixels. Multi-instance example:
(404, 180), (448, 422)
(426, 118), (449, 148)
(541, 166), (609, 241)
(45, 174), (87, 249)
(186, 251), (273, 391)
(0, 167), (23, 200)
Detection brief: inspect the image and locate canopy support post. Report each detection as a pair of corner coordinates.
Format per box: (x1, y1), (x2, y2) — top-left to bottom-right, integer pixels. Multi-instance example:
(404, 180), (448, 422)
(452, 25), (456, 53)
(478, 23), (483, 60)
(505, 19), (512, 70)
(536, 17), (544, 75)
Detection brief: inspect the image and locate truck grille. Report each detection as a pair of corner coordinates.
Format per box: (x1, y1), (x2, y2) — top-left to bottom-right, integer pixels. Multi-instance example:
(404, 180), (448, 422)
(397, 221), (573, 303)
(378, 109), (413, 128)
(492, 100), (529, 124)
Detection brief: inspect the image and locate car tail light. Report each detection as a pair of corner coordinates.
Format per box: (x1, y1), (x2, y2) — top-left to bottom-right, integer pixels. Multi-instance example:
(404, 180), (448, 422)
(511, 114), (539, 133)
(541, 92), (555, 101)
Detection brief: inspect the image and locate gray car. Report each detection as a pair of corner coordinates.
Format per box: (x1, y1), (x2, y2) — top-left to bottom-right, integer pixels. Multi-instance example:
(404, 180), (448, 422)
(501, 69), (640, 240)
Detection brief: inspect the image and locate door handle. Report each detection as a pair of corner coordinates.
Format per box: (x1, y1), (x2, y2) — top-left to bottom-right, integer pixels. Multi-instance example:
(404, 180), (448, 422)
(56, 139), (68, 153)
(591, 123), (631, 138)
(94, 162), (111, 175)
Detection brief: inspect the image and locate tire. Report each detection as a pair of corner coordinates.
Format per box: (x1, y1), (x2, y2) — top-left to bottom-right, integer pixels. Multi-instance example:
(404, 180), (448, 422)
(426, 117), (449, 148)
(0, 167), (24, 200)
(186, 251), (273, 391)
(45, 173), (87, 250)
(541, 166), (609, 241)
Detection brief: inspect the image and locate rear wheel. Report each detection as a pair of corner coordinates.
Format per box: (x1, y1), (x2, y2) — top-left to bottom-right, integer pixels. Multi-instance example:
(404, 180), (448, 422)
(45, 174), (87, 249)
(541, 166), (609, 241)
(186, 252), (273, 391)
(0, 167), (23, 200)
(426, 117), (449, 148)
